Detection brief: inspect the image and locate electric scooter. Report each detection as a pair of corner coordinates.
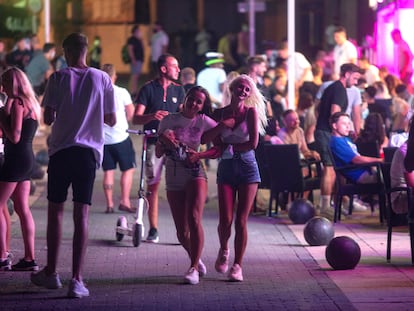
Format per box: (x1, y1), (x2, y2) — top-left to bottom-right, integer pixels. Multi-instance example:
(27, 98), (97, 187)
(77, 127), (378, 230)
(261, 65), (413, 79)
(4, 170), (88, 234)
(115, 129), (157, 247)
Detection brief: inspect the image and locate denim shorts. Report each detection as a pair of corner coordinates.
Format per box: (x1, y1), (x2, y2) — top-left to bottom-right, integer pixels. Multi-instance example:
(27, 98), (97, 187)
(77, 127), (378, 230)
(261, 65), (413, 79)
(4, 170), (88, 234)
(217, 150), (261, 186)
(130, 61), (142, 75)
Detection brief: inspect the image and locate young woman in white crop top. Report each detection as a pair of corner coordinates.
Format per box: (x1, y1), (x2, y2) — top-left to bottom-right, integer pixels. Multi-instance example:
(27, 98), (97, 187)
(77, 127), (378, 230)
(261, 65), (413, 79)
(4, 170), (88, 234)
(210, 74), (267, 281)
(155, 86), (231, 285)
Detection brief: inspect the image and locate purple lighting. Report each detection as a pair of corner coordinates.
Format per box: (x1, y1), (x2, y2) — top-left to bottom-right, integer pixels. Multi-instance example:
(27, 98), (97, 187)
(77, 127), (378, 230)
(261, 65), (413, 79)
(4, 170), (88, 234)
(376, 0), (414, 81)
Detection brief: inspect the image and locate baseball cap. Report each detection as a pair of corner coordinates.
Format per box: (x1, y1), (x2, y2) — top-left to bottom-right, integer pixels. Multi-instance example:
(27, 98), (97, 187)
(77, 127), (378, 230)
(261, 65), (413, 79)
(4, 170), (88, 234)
(205, 52), (224, 66)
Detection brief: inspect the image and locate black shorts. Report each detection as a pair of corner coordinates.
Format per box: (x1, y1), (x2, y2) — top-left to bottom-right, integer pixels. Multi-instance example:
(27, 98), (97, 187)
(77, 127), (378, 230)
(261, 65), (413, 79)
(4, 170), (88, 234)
(47, 146), (97, 205)
(102, 137), (136, 171)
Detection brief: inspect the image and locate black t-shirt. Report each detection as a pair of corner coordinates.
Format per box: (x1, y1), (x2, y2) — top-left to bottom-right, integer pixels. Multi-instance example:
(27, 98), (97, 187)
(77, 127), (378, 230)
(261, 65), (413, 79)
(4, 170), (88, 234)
(368, 99), (392, 124)
(316, 80), (348, 132)
(127, 36), (144, 62)
(135, 79), (185, 144)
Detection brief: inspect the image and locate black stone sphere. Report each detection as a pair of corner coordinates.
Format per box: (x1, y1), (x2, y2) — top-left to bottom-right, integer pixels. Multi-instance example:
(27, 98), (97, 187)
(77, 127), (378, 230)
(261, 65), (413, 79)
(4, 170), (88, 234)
(325, 236), (361, 270)
(288, 198), (316, 224)
(304, 216), (335, 246)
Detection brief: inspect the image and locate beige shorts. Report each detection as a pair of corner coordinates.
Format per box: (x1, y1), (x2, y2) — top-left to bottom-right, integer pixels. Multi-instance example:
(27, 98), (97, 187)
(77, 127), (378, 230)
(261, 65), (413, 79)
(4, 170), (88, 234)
(165, 158), (207, 191)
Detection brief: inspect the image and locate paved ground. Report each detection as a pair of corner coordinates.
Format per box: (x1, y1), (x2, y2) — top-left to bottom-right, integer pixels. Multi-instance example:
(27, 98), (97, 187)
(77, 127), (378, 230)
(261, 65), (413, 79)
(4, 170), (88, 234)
(1, 126), (414, 310)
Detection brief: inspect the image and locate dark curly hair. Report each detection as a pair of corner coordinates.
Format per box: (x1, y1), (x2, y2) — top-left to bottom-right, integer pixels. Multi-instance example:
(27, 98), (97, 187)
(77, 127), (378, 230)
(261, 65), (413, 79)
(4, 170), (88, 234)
(356, 112), (386, 145)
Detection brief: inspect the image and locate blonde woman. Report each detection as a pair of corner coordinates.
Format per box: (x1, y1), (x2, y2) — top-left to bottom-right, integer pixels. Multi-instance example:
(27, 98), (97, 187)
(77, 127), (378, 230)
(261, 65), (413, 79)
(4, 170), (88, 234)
(211, 74), (267, 281)
(0, 67), (40, 271)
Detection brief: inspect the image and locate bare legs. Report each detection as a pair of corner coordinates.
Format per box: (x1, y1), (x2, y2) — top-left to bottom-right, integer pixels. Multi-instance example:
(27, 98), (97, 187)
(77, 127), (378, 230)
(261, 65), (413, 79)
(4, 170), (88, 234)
(46, 201), (89, 282)
(320, 165), (335, 209)
(103, 168), (135, 210)
(129, 72), (139, 96)
(11, 181), (35, 261)
(0, 180), (35, 261)
(167, 179), (207, 269)
(217, 183), (258, 266)
(147, 182), (160, 230)
(103, 170), (114, 209)
(120, 168), (134, 208)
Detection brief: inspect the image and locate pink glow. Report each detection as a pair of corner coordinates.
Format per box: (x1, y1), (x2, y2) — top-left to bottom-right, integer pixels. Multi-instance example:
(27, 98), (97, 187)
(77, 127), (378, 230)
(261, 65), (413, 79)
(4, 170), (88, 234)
(376, 1), (414, 81)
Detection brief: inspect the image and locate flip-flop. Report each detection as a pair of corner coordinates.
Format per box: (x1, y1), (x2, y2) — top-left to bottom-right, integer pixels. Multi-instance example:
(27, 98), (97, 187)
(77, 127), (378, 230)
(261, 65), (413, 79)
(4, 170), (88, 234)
(118, 204), (136, 213)
(105, 207), (114, 214)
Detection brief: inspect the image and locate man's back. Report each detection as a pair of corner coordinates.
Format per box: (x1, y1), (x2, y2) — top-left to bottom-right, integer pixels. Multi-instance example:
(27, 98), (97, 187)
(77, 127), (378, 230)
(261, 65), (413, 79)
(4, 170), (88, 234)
(43, 66), (114, 163)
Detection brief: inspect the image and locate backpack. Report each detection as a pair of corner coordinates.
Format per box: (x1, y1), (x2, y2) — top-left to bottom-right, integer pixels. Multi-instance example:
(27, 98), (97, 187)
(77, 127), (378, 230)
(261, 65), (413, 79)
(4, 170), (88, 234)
(121, 44), (131, 64)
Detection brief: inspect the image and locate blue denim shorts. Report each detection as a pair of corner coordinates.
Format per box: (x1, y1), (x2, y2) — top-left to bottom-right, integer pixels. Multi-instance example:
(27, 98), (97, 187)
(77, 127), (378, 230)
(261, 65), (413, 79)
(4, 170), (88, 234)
(217, 150), (261, 186)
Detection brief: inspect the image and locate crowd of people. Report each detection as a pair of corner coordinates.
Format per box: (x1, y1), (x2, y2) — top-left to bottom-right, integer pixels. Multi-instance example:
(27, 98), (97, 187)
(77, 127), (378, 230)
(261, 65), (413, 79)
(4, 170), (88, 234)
(1, 22), (414, 297)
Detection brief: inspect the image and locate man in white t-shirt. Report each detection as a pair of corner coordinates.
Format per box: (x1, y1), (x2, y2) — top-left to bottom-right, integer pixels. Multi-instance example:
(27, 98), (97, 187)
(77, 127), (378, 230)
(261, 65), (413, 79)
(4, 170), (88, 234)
(196, 53), (227, 108)
(101, 64), (136, 214)
(277, 39), (313, 88)
(333, 26), (358, 80)
(151, 21), (169, 73)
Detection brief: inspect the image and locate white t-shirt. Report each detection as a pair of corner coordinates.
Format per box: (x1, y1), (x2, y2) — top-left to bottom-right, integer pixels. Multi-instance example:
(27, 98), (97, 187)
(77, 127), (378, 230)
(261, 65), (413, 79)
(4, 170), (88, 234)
(333, 40), (358, 79)
(364, 64), (380, 86)
(104, 84), (133, 145)
(293, 52), (313, 82)
(196, 67), (227, 104)
(151, 30), (169, 62)
(158, 113), (217, 151)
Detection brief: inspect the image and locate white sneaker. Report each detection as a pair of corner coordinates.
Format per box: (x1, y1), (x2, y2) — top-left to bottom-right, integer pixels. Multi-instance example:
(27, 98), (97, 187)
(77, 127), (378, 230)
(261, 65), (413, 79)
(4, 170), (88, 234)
(31, 268), (62, 289)
(184, 267), (199, 285)
(228, 264), (243, 282)
(352, 201), (368, 212)
(198, 259), (207, 277)
(67, 279), (89, 298)
(215, 249), (229, 273)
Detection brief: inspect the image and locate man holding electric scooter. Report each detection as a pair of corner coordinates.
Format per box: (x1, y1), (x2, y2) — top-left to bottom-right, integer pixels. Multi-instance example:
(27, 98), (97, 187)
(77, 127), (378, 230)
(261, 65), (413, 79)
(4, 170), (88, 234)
(133, 53), (185, 243)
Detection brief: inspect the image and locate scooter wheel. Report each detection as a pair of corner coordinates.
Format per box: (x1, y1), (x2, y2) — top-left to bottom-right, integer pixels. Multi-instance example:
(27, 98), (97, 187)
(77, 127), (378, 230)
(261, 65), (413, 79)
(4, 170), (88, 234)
(133, 223), (142, 247)
(116, 217), (126, 241)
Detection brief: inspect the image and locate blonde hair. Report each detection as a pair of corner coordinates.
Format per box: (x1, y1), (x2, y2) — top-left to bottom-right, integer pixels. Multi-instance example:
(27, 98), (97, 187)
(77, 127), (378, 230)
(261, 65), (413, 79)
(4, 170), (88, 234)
(0, 67), (40, 121)
(229, 74), (267, 135)
(221, 71), (240, 107)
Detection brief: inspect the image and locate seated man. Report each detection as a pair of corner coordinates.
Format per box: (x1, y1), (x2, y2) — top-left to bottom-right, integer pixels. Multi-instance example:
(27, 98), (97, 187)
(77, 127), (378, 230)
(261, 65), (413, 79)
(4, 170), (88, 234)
(327, 112), (383, 217)
(330, 112), (384, 184)
(278, 109), (320, 160)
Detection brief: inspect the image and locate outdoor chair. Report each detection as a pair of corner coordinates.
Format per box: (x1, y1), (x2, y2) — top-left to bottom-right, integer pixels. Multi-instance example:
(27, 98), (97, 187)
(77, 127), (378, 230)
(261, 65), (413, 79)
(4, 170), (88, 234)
(329, 147), (386, 223)
(254, 141), (272, 213)
(383, 146), (398, 163)
(264, 144), (321, 217)
(381, 161), (414, 265)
